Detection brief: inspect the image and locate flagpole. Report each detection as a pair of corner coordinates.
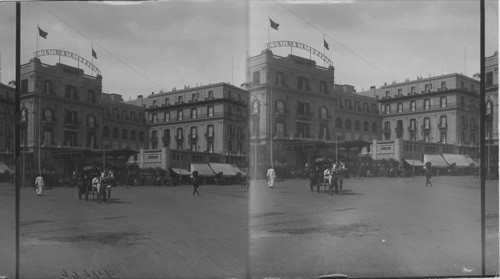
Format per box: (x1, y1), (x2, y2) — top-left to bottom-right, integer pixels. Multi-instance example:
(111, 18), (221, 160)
(36, 25), (39, 52)
(323, 34), (326, 67)
(267, 16), (270, 48)
(91, 43), (94, 76)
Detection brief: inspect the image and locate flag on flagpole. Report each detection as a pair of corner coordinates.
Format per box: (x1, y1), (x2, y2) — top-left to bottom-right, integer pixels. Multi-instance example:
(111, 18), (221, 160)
(92, 48), (97, 59)
(270, 18), (279, 30)
(324, 39), (329, 50)
(38, 27), (48, 39)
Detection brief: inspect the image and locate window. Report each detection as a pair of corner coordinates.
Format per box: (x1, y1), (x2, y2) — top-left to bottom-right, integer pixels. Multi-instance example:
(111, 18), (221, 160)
(176, 128), (184, 140)
(410, 86), (415, 94)
(397, 89), (402, 96)
(410, 119), (416, 130)
(424, 117), (430, 129)
(345, 119), (352, 130)
(486, 72), (494, 86)
(138, 131), (145, 141)
(253, 71), (260, 85)
(276, 72), (285, 87)
(152, 113), (157, 123)
(228, 91), (232, 99)
(397, 103), (403, 113)
(425, 83), (432, 92)
(461, 81), (465, 89)
(122, 129), (128, 140)
(276, 101), (285, 113)
(320, 107), (328, 119)
(103, 126), (110, 137)
(192, 93), (198, 101)
(461, 115), (466, 127)
(385, 104), (390, 114)
(297, 76), (309, 91)
(177, 96), (183, 104)
(45, 80), (53, 95)
(384, 121), (391, 131)
(191, 108), (197, 119)
(131, 111), (136, 121)
(164, 112), (170, 122)
(152, 100), (157, 107)
(164, 98), (170, 106)
(363, 121), (369, 131)
(424, 99), (430, 110)
(440, 116), (447, 127)
(208, 91), (214, 99)
(87, 115), (96, 127)
(410, 101), (416, 112)
(471, 133), (476, 145)
(207, 125), (214, 137)
(346, 99), (352, 110)
(440, 97), (447, 108)
(372, 122), (377, 132)
(112, 127), (119, 138)
(252, 101), (259, 114)
(335, 118), (343, 129)
(441, 81), (446, 90)
(320, 81), (327, 94)
(470, 84), (474, 92)
(177, 110), (183, 121)
(88, 90), (95, 102)
(65, 85), (78, 99)
(354, 101), (360, 111)
(43, 109), (53, 122)
(207, 141), (214, 153)
(190, 126), (197, 138)
(130, 130), (137, 140)
(208, 106), (214, 117)
(276, 122), (285, 136)
(354, 120), (360, 131)
(385, 91), (390, 98)
(122, 110), (128, 120)
(372, 104), (377, 113)
(20, 79), (28, 93)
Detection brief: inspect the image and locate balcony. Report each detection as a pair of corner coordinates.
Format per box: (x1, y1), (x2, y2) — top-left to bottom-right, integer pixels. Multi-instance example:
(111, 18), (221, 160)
(274, 108), (289, 118)
(189, 133), (198, 140)
(42, 116), (57, 127)
(407, 126), (417, 133)
(175, 134), (184, 141)
(319, 114), (332, 122)
(296, 110), (314, 122)
(87, 122), (100, 130)
(438, 123), (448, 130)
(395, 126), (404, 136)
(64, 118), (81, 130)
(382, 128), (391, 136)
(150, 136), (158, 142)
(421, 125), (431, 132)
(205, 132), (214, 139)
(162, 136), (170, 144)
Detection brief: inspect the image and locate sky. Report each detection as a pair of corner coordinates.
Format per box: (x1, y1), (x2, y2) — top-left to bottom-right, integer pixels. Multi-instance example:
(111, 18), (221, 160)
(0, 0), (498, 100)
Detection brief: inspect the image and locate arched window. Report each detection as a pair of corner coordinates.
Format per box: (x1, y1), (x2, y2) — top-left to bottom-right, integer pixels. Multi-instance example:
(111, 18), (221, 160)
(345, 119), (352, 130)
(21, 108), (28, 122)
(43, 109), (53, 121)
(354, 120), (360, 131)
(130, 130), (137, 140)
(103, 126), (110, 137)
(252, 100), (260, 113)
(138, 131), (145, 141)
(122, 129), (128, 140)
(372, 122), (377, 132)
(363, 121), (369, 132)
(335, 117), (343, 129)
(297, 76), (309, 91)
(87, 115), (96, 127)
(276, 101), (285, 113)
(112, 127), (119, 138)
(320, 107), (328, 119)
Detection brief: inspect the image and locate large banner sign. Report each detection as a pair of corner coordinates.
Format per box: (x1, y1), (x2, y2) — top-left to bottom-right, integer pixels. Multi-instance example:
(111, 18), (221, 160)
(264, 41), (334, 67)
(33, 49), (101, 75)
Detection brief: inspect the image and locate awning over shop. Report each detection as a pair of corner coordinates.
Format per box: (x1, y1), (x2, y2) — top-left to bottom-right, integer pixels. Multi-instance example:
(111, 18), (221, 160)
(0, 162), (14, 174)
(423, 154), (449, 168)
(209, 163), (238, 176)
(170, 168), (190, 176)
(190, 163), (216, 177)
(231, 165), (246, 176)
(442, 154), (475, 167)
(404, 159), (425, 167)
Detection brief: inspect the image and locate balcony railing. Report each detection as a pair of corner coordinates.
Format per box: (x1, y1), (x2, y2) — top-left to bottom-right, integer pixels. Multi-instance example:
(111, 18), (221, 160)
(150, 136), (158, 142)
(162, 136), (170, 144)
(421, 125), (431, 131)
(175, 135), (184, 141)
(205, 132), (214, 138)
(189, 133), (198, 139)
(438, 123), (448, 129)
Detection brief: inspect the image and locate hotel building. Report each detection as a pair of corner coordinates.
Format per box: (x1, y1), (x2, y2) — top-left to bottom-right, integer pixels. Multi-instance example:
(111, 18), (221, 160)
(0, 83), (15, 163)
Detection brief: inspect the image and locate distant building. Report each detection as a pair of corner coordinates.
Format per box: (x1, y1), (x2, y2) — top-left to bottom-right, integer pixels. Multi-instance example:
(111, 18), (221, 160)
(360, 73), (481, 164)
(131, 82), (249, 170)
(247, 48), (380, 174)
(18, 57), (146, 174)
(0, 82), (15, 163)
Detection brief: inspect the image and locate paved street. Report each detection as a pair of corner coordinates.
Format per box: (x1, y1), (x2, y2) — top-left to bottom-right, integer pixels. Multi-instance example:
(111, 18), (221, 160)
(0, 184), (249, 279)
(249, 176), (498, 278)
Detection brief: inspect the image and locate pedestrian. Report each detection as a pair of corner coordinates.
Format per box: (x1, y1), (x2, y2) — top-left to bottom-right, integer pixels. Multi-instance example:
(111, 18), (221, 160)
(327, 163), (335, 195)
(34, 173), (44, 196)
(337, 161), (346, 195)
(424, 167), (433, 187)
(192, 170), (200, 195)
(267, 166), (276, 188)
(309, 166), (316, 192)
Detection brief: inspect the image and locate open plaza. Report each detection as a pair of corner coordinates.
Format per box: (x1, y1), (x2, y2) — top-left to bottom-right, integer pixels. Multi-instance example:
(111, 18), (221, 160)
(0, 175), (497, 278)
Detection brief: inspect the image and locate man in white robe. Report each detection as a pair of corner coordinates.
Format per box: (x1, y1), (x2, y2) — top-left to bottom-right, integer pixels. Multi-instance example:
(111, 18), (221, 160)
(34, 174), (44, 196)
(267, 167), (276, 188)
